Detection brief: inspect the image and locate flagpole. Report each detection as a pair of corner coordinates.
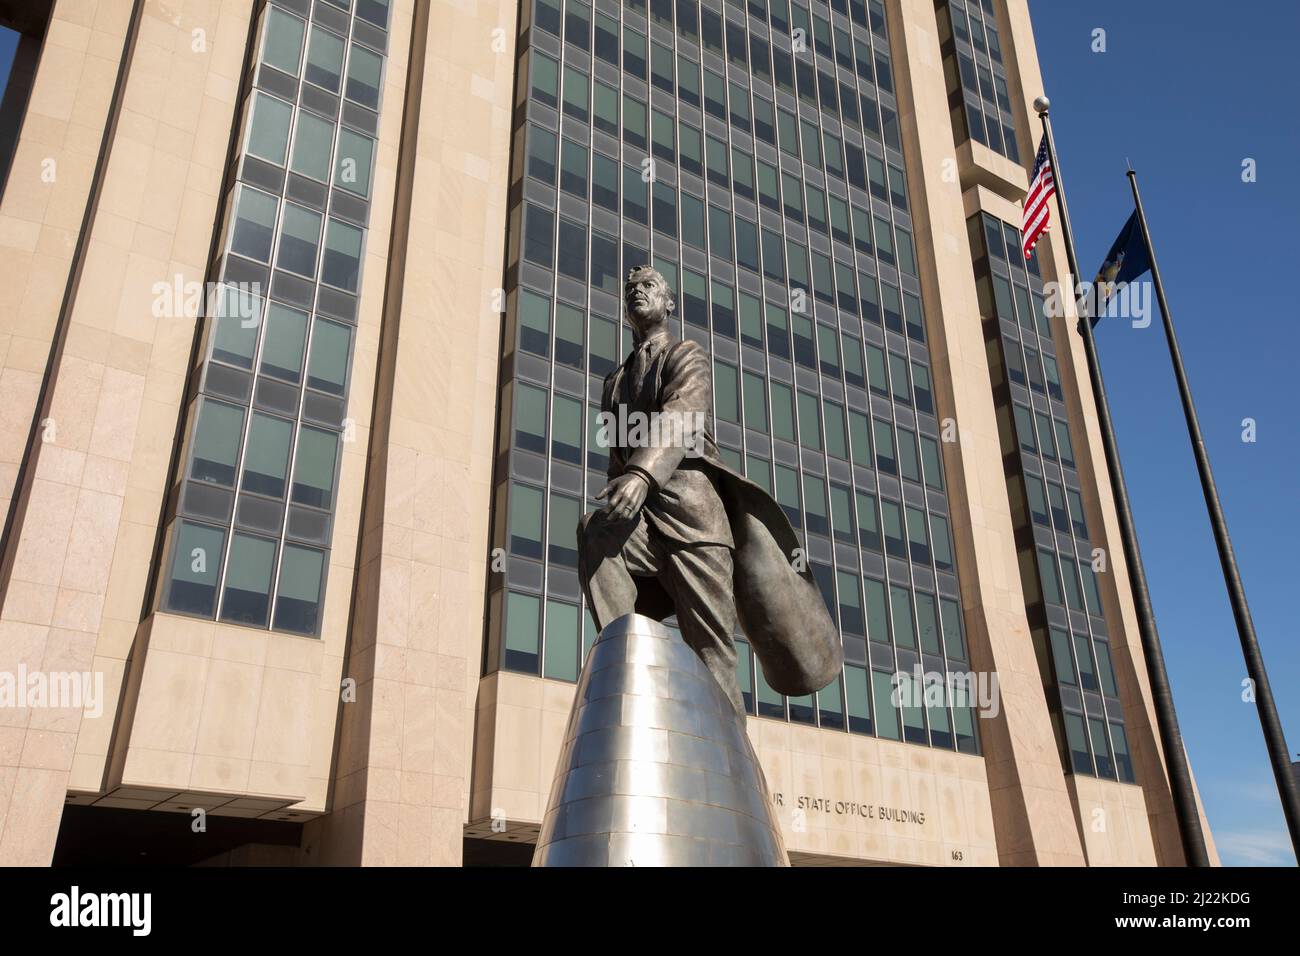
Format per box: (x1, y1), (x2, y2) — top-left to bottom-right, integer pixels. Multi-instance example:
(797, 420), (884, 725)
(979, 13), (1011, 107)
(1033, 97), (1210, 867)
(1127, 168), (1300, 856)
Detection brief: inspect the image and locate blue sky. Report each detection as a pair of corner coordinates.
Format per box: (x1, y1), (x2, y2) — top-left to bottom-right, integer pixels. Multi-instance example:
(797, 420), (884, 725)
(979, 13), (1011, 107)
(1027, 0), (1299, 865)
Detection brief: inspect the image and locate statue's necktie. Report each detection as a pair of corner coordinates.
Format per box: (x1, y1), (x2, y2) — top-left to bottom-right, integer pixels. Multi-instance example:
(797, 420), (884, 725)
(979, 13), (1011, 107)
(629, 340), (654, 398)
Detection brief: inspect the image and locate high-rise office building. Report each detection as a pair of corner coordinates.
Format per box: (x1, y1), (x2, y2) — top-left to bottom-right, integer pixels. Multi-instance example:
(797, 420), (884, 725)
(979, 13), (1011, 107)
(0, 0), (1216, 866)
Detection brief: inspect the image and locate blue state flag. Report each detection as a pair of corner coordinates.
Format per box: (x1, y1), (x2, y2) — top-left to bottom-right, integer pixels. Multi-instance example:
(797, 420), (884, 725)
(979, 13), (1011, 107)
(1089, 210), (1151, 326)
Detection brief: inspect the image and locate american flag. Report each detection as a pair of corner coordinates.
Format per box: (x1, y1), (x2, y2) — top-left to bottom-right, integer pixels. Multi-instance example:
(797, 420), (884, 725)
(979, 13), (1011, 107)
(1021, 135), (1055, 259)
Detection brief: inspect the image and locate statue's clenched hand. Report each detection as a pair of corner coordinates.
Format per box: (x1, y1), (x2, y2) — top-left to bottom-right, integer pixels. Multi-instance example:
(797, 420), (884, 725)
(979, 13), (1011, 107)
(597, 472), (650, 522)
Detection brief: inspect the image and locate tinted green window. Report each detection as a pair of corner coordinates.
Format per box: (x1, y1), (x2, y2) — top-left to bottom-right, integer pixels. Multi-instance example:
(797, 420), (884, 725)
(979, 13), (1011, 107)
(551, 395), (583, 464)
(165, 521), (226, 616)
(796, 391), (821, 450)
(920, 435), (944, 490)
(262, 8), (305, 75)
(941, 598), (966, 660)
(256, 303), (306, 383)
(823, 401), (847, 460)
(305, 26), (345, 92)
(547, 493), (580, 567)
(248, 93), (293, 164)
(742, 371), (767, 432)
(277, 203), (322, 278)
(335, 128), (374, 197)
(770, 382), (795, 442)
(509, 482), (544, 559)
(345, 43), (382, 108)
(191, 399), (244, 487)
(291, 426), (339, 509)
(865, 578), (888, 642)
(211, 285), (261, 370)
(242, 413), (293, 498)
(306, 318), (351, 395)
(322, 218), (363, 291)
(504, 591), (540, 672)
(230, 187), (278, 262)
(873, 670), (900, 740)
(220, 533), (276, 626)
(848, 411), (872, 468)
(290, 109), (333, 181)
(273, 544), (325, 634)
(890, 585), (915, 648)
(544, 600), (580, 681)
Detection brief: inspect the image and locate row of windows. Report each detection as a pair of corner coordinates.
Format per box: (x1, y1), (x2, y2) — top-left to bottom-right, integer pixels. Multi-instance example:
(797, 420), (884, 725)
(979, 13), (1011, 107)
(968, 211), (1131, 781)
(936, 0), (1019, 162)
(158, 1), (387, 636)
(538, 0), (897, 128)
(498, 585), (976, 750)
(525, 118), (914, 268)
(532, 39), (906, 196)
(260, 4), (385, 107)
(245, 89), (375, 199)
(515, 281), (933, 408)
(226, 184), (364, 293)
(521, 201), (926, 342)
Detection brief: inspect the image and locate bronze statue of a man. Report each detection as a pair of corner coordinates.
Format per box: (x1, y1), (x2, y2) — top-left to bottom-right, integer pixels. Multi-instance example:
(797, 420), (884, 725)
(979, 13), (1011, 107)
(577, 266), (842, 712)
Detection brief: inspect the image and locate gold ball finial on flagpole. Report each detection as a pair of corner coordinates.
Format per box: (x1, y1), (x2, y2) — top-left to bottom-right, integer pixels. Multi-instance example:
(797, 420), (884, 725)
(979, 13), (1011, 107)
(1033, 95), (1050, 115)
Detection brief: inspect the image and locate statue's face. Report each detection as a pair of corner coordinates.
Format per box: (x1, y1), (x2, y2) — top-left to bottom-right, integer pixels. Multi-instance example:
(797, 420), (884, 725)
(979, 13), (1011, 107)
(624, 268), (674, 336)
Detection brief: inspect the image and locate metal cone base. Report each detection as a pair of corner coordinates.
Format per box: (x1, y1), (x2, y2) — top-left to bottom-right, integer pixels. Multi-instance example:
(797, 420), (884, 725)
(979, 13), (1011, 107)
(533, 613), (788, 866)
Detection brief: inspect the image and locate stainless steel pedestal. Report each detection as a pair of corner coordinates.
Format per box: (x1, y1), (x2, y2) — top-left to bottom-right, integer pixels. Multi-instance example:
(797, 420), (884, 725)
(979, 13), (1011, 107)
(532, 613), (787, 866)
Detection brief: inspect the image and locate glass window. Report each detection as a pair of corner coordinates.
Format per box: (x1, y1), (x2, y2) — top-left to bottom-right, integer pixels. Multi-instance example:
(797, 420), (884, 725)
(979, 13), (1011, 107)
(551, 395), (583, 464)
(289, 109), (334, 181)
(881, 499), (905, 559)
(563, 66), (589, 121)
(906, 506), (930, 565)
(304, 25), (345, 92)
(322, 218), (363, 291)
(230, 186), (278, 263)
(796, 391), (821, 450)
(920, 435), (944, 491)
(593, 81), (618, 135)
(742, 371), (767, 433)
(544, 600), (580, 681)
(714, 361), (740, 424)
(890, 586), (915, 648)
(306, 318), (350, 395)
(277, 203), (322, 278)
(291, 426), (339, 509)
(898, 428), (920, 482)
(873, 670), (900, 740)
(522, 202), (554, 266)
(345, 43), (382, 108)
(356, 0), (390, 29)
(262, 8), (305, 76)
(247, 93), (293, 165)
(509, 483), (544, 559)
(1037, 549), (1063, 605)
(165, 521), (225, 616)
(335, 128), (374, 197)
(242, 413), (293, 498)
(873, 418), (896, 474)
(931, 513), (953, 571)
(824, 401), (847, 460)
(504, 591), (540, 672)
(856, 491), (881, 552)
(211, 285), (261, 370)
(220, 533), (276, 626)
(770, 382), (795, 442)
(531, 51), (559, 109)
(274, 544), (325, 634)
(191, 399), (244, 487)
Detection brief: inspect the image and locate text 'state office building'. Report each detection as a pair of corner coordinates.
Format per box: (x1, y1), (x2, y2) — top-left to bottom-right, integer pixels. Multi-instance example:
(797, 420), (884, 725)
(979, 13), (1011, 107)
(0, 0), (1216, 866)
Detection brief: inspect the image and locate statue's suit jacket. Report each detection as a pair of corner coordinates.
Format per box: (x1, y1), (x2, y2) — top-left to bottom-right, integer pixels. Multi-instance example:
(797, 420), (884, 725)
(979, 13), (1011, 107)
(599, 336), (842, 696)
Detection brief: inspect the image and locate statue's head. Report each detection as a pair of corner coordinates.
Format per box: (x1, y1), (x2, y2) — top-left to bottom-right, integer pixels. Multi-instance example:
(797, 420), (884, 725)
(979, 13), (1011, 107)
(624, 265), (675, 340)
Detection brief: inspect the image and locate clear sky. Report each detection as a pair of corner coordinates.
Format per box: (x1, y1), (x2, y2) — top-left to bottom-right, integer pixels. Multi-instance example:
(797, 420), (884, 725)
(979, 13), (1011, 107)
(1027, 0), (1299, 865)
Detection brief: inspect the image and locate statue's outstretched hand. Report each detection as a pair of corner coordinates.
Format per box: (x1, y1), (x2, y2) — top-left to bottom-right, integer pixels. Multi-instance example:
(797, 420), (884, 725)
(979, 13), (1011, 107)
(597, 472), (650, 522)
